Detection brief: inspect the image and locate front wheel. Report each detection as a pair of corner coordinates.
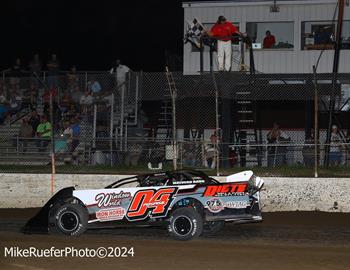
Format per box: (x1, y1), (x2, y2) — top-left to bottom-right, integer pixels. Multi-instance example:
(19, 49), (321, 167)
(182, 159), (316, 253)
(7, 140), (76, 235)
(53, 203), (88, 236)
(167, 208), (203, 241)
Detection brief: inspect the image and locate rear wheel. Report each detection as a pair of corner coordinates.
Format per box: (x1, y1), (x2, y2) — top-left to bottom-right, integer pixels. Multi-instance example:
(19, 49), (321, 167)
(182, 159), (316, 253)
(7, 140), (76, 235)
(53, 203), (88, 236)
(167, 208), (203, 241)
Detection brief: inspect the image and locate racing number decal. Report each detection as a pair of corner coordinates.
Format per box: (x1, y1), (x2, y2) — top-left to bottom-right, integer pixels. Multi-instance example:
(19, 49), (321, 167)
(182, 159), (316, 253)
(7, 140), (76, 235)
(126, 187), (178, 221)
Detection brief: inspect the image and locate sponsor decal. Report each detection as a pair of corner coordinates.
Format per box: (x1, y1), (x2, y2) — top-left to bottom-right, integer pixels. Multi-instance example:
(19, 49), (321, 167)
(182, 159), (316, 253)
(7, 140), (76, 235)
(206, 198), (224, 213)
(96, 207), (126, 221)
(224, 201), (248, 209)
(95, 191), (132, 208)
(126, 187), (178, 221)
(172, 179), (205, 185)
(203, 183), (248, 197)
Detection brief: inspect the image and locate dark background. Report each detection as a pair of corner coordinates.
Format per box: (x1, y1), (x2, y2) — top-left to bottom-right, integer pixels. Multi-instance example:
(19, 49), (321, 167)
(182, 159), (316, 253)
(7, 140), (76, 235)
(0, 0), (192, 71)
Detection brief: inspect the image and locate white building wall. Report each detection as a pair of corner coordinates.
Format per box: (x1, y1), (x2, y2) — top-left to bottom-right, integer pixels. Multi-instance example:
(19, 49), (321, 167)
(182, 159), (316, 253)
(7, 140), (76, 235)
(183, 0), (350, 74)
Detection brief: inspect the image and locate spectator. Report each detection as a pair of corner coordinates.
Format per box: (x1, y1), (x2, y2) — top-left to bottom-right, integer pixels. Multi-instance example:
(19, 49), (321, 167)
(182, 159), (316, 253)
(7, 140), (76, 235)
(9, 94), (21, 115)
(329, 125), (342, 166)
(314, 27), (332, 45)
(70, 118), (81, 151)
(29, 83), (38, 105)
(29, 54), (42, 75)
(205, 131), (218, 168)
(263, 30), (276, 48)
(210, 16), (241, 71)
(80, 91), (93, 114)
(89, 77), (102, 95)
(302, 131), (318, 167)
(9, 58), (25, 92)
(67, 65), (79, 91)
(125, 142), (142, 166)
(71, 85), (83, 106)
(110, 59), (130, 91)
(60, 92), (72, 114)
(267, 122), (290, 167)
(36, 115), (52, 151)
(0, 102), (9, 124)
(0, 90), (7, 103)
(47, 54), (60, 89)
(62, 120), (73, 152)
(28, 110), (40, 136)
(18, 118), (33, 151)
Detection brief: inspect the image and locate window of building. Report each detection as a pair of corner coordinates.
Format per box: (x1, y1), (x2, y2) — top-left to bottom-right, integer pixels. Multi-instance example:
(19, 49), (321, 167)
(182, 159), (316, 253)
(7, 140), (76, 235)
(246, 22), (294, 49)
(189, 22), (240, 52)
(301, 21), (350, 50)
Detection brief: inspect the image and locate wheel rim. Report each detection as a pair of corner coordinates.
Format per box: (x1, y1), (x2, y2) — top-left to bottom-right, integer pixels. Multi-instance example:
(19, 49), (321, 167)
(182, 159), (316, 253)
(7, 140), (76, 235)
(173, 215), (193, 236)
(59, 211), (79, 232)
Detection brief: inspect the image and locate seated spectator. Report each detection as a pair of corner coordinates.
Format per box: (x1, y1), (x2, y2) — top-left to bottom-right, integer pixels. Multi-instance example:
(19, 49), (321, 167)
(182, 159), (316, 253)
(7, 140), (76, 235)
(55, 121), (73, 154)
(36, 115), (52, 152)
(102, 92), (113, 107)
(0, 103), (9, 124)
(125, 143), (142, 166)
(63, 121), (73, 150)
(66, 104), (78, 119)
(70, 118), (81, 151)
(9, 94), (21, 115)
(263, 30), (276, 48)
(80, 91), (93, 114)
(0, 90), (7, 103)
(88, 78), (102, 95)
(18, 118), (33, 151)
(60, 92), (72, 114)
(29, 83), (38, 105)
(28, 110), (40, 137)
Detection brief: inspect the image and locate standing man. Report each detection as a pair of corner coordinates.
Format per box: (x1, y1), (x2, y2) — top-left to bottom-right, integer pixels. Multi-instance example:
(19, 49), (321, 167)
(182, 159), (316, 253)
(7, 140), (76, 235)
(47, 54), (60, 89)
(109, 59), (130, 91)
(210, 16), (240, 71)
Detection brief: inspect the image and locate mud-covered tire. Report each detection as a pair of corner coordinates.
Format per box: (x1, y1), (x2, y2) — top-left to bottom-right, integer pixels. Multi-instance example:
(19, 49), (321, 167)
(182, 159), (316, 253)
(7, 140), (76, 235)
(53, 203), (88, 236)
(203, 221), (225, 235)
(167, 208), (203, 241)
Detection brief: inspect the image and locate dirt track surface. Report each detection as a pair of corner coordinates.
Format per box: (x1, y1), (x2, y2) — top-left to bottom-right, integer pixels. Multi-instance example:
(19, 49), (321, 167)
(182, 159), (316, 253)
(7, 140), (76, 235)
(0, 209), (350, 270)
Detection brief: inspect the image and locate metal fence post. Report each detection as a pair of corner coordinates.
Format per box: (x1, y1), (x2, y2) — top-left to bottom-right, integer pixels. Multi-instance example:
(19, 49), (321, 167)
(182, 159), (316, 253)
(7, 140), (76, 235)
(211, 72), (220, 176)
(313, 65), (319, 178)
(93, 104), (97, 149)
(110, 93), (114, 166)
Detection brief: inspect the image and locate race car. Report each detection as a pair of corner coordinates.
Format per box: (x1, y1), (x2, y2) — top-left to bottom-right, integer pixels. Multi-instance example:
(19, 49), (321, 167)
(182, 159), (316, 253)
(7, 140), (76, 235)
(23, 170), (264, 240)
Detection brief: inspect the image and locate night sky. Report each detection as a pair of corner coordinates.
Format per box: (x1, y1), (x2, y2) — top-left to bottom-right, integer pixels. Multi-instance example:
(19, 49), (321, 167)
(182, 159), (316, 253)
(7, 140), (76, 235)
(0, 0), (192, 72)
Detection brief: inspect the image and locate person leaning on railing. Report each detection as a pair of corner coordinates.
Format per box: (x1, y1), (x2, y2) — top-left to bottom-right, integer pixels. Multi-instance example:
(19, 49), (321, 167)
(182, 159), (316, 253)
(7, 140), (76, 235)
(208, 16), (244, 71)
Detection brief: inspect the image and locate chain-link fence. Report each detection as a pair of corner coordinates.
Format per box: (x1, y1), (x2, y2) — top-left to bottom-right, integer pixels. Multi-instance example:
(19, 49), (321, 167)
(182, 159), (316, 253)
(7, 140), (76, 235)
(1, 70), (350, 176)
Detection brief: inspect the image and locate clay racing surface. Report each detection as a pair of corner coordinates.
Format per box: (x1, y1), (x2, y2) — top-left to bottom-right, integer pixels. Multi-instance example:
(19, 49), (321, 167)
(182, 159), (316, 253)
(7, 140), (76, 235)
(0, 209), (350, 270)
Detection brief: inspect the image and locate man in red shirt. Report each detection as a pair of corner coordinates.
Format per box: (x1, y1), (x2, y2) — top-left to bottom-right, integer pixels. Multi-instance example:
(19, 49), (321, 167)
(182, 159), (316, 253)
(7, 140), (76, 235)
(263, 30), (276, 48)
(210, 16), (240, 71)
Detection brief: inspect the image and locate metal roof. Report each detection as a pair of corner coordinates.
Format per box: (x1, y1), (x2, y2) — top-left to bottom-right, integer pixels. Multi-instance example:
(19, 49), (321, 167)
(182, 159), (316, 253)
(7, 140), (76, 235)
(182, 0), (338, 8)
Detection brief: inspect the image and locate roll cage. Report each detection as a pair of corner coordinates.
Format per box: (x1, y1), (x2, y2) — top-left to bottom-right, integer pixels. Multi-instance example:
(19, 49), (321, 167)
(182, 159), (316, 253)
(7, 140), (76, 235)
(105, 170), (220, 189)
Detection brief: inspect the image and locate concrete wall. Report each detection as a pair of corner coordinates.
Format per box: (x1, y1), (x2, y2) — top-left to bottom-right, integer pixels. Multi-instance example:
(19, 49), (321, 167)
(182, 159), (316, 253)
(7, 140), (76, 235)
(0, 173), (349, 212)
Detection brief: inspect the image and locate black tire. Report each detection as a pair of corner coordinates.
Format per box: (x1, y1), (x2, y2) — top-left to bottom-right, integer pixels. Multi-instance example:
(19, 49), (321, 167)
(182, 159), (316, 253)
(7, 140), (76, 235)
(203, 221), (225, 236)
(53, 203), (88, 236)
(167, 208), (203, 241)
